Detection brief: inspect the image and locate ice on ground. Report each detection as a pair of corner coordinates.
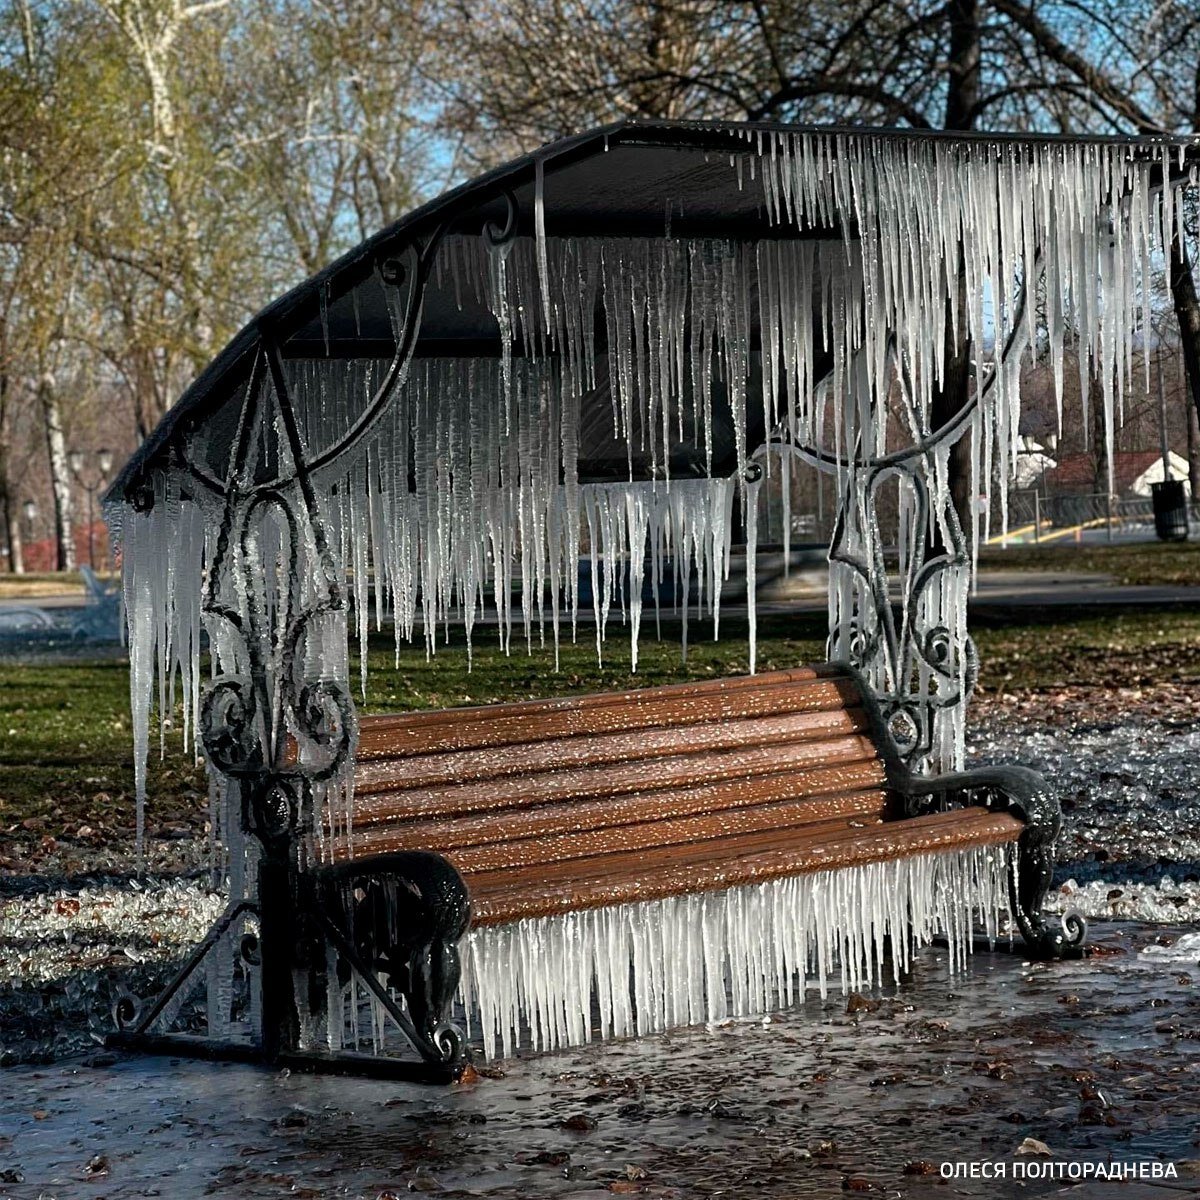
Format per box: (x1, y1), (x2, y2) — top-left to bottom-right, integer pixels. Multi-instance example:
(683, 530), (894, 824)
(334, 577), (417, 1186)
(0, 879), (223, 988)
(1048, 877), (1200, 925)
(970, 704), (1200, 873)
(1139, 929), (1200, 963)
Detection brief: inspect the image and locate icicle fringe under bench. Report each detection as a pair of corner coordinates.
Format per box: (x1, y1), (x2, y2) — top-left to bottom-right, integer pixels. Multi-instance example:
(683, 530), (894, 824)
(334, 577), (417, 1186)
(456, 844), (1011, 1061)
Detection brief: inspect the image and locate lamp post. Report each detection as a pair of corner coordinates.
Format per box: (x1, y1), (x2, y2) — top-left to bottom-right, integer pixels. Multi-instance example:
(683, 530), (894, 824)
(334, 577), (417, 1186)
(68, 448), (113, 571)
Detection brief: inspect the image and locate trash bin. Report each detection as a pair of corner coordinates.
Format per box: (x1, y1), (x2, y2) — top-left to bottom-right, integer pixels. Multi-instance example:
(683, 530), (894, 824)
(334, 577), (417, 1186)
(1151, 479), (1189, 542)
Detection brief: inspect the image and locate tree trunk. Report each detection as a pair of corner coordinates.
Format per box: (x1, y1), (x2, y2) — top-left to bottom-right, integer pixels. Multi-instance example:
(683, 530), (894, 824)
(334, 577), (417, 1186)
(1169, 230), (1200, 441)
(944, 0), (981, 131)
(0, 451), (25, 574)
(0, 366), (21, 574)
(933, 0), (981, 534)
(1186, 352), (1200, 502)
(930, 276), (975, 528)
(39, 371), (75, 572)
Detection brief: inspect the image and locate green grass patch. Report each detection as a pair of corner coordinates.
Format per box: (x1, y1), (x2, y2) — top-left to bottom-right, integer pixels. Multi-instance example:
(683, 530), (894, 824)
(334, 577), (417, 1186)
(0, 573), (90, 599)
(979, 541), (1200, 587)
(973, 608), (1200, 694)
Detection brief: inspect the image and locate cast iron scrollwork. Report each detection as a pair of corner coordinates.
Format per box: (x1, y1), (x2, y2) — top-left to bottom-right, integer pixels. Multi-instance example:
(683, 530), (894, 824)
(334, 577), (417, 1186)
(197, 353), (355, 852)
(773, 299), (1034, 774)
(900, 762), (1088, 960)
(312, 852), (472, 1066)
(136, 222), (470, 1074)
(822, 450), (975, 770)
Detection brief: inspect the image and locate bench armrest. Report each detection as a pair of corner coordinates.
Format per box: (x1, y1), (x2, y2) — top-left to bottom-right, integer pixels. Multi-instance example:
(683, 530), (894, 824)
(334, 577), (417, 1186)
(896, 760), (1086, 960)
(837, 665), (1087, 962)
(311, 851), (471, 1065)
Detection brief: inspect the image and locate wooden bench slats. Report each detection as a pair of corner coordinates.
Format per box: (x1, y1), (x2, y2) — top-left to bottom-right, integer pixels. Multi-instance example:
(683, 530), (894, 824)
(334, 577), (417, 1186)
(465, 805), (973, 899)
(338, 780), (889, 863)
(347, 734), (882, 826)
(358, 665), (840, 737)
(340, 762), (889, 853)
(335, 664), (1024, 937)
(393, 792), (888, 874)
(356, 676), (859, 759)
(464, 807), (1024, 925)
(353, 707), (871, 794)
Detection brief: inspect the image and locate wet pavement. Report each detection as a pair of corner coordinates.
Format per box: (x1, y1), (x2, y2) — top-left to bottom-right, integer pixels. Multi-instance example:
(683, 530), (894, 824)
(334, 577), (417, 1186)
(3, 922), (1200, 1199)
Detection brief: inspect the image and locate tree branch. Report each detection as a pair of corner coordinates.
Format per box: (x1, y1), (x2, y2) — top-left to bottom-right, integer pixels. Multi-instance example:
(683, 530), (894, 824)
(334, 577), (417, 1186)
(988, 0), (1167, 134)
(748, 78), (933, 127)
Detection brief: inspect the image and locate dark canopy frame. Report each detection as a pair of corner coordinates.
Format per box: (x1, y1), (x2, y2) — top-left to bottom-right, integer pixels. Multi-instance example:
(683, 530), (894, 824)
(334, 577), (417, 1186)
(110, 118), (1192, 503)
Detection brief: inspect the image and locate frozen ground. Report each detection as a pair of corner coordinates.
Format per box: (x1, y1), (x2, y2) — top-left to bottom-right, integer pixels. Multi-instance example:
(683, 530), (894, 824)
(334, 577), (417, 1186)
(2, 923), (1200, 1199)
(970, 682), (1200, 922)
(3, 683), (1200, 1196)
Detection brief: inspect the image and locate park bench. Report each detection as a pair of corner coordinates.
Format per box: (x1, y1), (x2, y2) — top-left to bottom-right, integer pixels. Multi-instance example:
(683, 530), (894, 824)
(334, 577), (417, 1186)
(311, 663), (1083, 1064)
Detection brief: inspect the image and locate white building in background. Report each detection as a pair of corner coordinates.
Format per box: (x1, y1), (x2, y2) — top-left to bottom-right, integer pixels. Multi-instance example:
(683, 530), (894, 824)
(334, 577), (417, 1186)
(1013, 436), (1057, 489)
(1130, 451), (1193, 497)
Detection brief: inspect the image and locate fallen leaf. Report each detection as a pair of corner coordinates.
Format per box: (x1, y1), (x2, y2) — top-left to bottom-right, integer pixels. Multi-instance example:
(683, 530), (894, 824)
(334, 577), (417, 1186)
(903, 1161), (938, 1175)
(846, 993), (878, 1015)
(559, 1113), (596, 1132)
(1016, 1137), (1052, 1157)
(83, 1154), (109, 1178)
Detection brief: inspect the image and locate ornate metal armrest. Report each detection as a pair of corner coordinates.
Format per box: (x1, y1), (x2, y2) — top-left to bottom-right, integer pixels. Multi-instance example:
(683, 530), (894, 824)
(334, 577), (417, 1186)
(893, 762), (1087, 961)
(311, 851), (471, 1066)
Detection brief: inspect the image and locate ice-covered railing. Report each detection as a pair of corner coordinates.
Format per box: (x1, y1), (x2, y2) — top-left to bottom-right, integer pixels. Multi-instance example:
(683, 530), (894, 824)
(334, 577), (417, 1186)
(111, 129), (1199, 860)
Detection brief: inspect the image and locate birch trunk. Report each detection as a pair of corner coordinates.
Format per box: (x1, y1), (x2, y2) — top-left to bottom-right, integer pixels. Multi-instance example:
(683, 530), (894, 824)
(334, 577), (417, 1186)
(0, 456), (25, 574)
(0, 367), (22, 574)
(39, 371), (75, 571)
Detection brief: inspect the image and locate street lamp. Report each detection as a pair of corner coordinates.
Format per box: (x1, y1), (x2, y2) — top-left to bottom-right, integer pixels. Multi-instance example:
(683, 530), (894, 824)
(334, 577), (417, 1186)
(68, 448), (113, 571)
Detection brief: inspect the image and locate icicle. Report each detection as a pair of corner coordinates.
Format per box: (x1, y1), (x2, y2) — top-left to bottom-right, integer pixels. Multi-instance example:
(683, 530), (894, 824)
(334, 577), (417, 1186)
(534, 157), (552, 336)
(115, 130), (1195, 951)
(459, 845), (1011, 1059)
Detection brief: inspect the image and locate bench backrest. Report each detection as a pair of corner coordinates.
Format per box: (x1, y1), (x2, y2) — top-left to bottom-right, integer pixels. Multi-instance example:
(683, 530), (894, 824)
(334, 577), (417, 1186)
(333, 665), (893, 875)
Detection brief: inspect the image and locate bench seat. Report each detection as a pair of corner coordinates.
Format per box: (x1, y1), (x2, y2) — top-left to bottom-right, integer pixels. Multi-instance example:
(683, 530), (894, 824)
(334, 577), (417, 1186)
(313, 664), (1038, 1058)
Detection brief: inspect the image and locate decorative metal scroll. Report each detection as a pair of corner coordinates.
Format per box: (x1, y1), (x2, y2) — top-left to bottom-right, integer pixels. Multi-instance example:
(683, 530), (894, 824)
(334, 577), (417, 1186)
(197, 342), (358, 849)
(180, 224), (465, 1071)
(771, 292), (1034, 774)
(823, 451), (975, 770)
(195, 228), (446, 847)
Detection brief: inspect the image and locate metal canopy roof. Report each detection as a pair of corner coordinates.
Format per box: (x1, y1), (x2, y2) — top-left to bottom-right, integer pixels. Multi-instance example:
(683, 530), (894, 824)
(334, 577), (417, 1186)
(110, 118), (1199, 503)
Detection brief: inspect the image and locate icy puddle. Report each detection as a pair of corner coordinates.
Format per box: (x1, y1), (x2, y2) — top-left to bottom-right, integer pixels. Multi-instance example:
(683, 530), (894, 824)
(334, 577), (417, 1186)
(2, 922), (1199, 1199)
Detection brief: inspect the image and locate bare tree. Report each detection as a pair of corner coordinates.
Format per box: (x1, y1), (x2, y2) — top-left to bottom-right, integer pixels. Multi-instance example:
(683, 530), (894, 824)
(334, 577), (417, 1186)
(232, 0), (452, 275)
(982, 0), (1200, 436)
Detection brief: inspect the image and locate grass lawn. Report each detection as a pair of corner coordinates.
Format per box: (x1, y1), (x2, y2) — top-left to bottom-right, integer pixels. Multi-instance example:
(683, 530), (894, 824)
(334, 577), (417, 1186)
(2, 606), (1200, 869)
(978, 540), (1200, 586)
